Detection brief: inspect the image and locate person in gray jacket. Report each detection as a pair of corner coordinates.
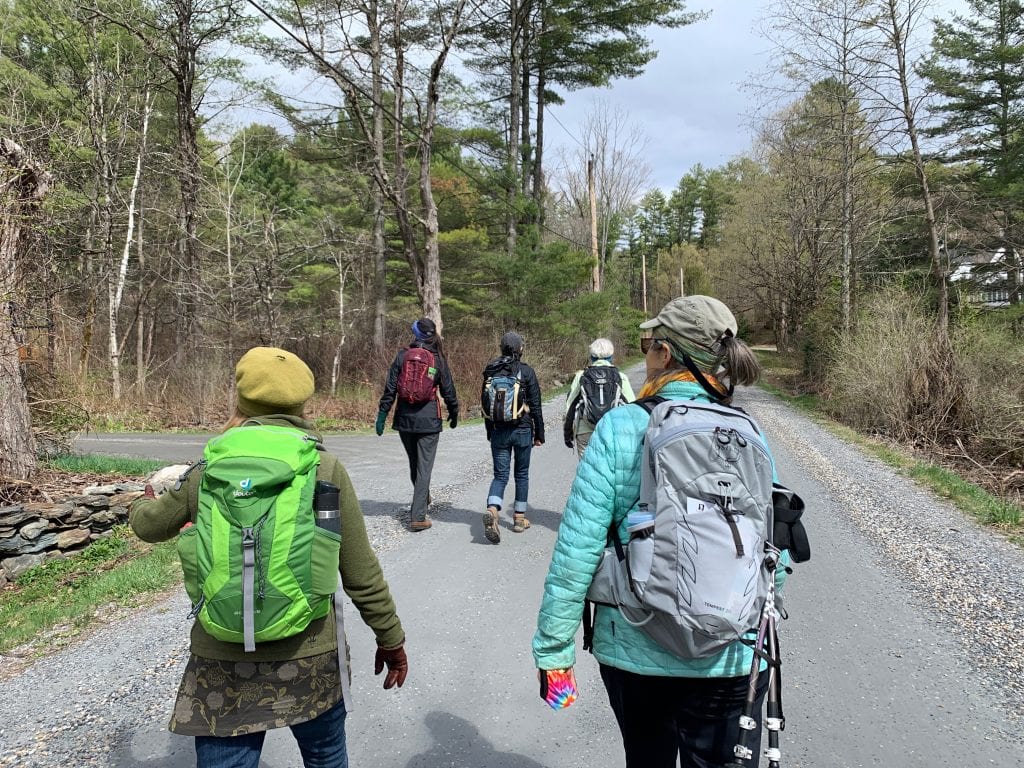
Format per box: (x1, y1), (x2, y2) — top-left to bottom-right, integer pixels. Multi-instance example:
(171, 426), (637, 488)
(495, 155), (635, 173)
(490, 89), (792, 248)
(563, 337), (635, 457)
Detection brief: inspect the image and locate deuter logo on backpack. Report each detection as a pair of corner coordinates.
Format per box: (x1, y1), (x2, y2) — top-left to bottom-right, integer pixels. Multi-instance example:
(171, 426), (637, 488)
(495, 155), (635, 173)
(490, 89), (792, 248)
(579, 365), (623, 424)
(483, 366), (523, 422)
(587, 398), (776, 658)
(397, 347), (438, 404)
(176, 425), (341, 652)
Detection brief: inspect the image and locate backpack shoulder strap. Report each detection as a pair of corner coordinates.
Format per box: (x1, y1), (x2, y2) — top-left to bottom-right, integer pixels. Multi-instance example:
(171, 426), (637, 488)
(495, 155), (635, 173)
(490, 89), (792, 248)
(633, 395), (666, 415)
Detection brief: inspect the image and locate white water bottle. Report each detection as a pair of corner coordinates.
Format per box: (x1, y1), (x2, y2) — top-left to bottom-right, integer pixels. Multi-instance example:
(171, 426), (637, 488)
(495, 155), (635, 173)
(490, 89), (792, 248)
(627, 503), (655, 538)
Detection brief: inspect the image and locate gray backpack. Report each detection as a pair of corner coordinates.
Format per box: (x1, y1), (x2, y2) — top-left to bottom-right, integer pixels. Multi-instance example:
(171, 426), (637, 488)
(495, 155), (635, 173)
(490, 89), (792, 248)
(586, 397), (777, 658)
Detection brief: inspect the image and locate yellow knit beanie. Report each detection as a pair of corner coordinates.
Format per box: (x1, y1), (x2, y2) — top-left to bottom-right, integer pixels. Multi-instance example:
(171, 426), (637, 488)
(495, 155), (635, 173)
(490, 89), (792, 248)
(235, 347), (315, 417)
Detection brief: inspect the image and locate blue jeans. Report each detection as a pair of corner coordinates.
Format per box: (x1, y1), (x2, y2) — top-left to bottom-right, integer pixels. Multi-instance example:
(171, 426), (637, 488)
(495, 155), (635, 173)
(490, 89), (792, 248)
(194, 697), (348, 768)
(487, 425), (534, 512)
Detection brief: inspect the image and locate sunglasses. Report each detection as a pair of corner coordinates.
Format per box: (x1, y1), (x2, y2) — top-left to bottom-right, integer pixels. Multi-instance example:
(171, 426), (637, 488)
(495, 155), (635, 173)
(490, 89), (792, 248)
(640, 337), (667, 354)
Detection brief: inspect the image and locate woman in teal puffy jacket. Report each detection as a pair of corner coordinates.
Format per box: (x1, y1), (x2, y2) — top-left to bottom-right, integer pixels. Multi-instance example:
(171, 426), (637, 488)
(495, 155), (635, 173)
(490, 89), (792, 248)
(533, 296), (790, 768)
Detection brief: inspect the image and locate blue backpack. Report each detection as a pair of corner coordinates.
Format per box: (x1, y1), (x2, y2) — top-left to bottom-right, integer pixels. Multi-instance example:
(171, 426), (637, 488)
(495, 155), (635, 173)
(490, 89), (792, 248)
(482, 363), (523, 422)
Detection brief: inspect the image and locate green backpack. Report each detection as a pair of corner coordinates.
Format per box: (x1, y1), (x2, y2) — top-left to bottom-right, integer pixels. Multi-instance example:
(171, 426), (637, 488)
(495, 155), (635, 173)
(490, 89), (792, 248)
(176, 424), (341, 651)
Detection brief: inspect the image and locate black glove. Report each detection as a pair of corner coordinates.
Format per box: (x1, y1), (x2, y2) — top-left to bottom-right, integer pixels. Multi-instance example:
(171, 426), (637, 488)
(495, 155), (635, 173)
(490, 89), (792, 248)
(565, 439), (574, 449)
(448, 413), (458, 429)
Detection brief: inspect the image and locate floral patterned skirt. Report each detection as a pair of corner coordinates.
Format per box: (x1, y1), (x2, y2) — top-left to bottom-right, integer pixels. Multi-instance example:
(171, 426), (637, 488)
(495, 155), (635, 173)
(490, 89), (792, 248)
(169, 651), (343, 737)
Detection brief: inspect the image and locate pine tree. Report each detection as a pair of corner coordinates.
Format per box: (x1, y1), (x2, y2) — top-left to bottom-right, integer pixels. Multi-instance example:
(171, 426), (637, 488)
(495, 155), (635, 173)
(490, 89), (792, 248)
(920, 0), (1024, 303)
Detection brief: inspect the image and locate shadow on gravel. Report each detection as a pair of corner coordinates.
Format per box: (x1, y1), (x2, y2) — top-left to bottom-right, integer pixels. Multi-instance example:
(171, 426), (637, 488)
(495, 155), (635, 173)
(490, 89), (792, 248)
(107, 729), (194, 767)
(404, 711), (549, 768)
(360, 499), (406, 518)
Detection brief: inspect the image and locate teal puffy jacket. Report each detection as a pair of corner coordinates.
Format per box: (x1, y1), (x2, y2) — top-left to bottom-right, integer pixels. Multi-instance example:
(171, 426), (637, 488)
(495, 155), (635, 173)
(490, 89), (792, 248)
(532, 378), (789, 677)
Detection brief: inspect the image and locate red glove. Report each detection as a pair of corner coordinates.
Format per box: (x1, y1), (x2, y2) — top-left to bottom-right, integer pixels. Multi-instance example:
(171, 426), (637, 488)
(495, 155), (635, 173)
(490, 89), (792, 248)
(374, 644), (408, 689)
(143, 484), (156, 499)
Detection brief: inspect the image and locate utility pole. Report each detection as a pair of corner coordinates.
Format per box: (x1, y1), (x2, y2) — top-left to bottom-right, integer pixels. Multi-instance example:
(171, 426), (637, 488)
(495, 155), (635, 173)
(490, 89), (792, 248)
(641, 251), (648, 314)
(589, 154), (600, 291)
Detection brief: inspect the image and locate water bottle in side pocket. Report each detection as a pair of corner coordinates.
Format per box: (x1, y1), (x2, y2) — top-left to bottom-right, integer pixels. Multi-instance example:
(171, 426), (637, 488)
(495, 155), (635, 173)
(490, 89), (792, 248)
(314, 480), (341, 535)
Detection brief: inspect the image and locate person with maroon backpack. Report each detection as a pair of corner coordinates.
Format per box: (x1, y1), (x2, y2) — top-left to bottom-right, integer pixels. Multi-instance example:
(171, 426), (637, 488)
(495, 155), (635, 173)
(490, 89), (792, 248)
(376, 318), (459, 531)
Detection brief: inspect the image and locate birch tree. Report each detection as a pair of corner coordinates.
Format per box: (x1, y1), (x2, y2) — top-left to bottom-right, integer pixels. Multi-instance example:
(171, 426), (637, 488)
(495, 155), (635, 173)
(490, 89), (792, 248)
(764, 0), (879, 332)
(858, 0), (949, 332)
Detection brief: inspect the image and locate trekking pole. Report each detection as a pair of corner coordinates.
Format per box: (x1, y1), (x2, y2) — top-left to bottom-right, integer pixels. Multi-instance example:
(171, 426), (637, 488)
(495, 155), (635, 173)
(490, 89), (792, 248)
(724, 608), (770, 768)
(725, 548), (780, 768)
(763, 610), (785, 768)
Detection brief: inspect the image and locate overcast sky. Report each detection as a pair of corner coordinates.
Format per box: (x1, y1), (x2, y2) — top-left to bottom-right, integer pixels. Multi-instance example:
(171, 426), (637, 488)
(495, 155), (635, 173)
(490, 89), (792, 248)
(546, 0), (968, 193)
(227, 1), (968, 195)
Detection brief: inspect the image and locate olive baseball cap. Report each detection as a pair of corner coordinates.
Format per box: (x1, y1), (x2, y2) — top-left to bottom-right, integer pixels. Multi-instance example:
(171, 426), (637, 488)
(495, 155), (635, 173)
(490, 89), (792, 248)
(639, 295), (737, 353)
(235, 346), (315, 417)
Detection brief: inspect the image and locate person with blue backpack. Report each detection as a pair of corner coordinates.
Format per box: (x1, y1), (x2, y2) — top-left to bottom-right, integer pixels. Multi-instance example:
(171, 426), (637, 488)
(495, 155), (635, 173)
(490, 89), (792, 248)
(130, 346), (408, 768)
(533, 297), (800, 768)
(375, 317), (459, 532)
(480, 331), (544, 543)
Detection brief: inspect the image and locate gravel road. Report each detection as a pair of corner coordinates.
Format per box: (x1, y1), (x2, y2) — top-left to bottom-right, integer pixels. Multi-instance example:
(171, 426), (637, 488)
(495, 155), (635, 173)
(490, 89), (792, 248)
(2, 375), (1022, 767)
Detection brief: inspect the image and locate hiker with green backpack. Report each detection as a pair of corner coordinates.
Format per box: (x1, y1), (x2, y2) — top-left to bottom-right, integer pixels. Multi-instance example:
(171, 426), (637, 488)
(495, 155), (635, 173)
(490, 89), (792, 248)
(130, 346), (408, 768)
(533, 297), (807, 768)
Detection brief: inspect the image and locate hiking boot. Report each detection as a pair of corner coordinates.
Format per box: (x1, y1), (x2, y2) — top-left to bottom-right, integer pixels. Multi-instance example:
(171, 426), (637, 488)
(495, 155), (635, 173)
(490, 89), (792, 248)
(483, 506), (501, 544)
(409, 516), (432, 532)
(512, 513), (531, 533)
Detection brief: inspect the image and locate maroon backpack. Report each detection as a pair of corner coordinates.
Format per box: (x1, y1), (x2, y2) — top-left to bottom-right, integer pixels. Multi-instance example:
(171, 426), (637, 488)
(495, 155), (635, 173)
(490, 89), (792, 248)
(396, 347), (438, 404)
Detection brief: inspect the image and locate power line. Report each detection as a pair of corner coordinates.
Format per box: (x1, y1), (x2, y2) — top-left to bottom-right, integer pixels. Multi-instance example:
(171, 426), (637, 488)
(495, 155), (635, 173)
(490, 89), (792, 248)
(545, 105), (588, 152)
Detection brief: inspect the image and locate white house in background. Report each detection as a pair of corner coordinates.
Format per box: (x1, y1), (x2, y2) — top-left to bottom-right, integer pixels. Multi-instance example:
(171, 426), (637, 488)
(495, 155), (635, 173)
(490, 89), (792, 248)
(949, 246), (1021, 307)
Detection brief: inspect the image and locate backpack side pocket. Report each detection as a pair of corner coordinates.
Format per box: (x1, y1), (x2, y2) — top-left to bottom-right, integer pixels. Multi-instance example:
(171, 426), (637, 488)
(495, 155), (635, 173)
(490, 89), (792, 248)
(176, 526), (202, 607)
(310, 527), (342, 595)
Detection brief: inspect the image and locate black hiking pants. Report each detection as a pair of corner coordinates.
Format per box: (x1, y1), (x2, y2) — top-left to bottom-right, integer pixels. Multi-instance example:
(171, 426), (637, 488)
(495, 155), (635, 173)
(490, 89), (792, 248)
(600, 664), (770, 768)
(399, 431), (438, 522)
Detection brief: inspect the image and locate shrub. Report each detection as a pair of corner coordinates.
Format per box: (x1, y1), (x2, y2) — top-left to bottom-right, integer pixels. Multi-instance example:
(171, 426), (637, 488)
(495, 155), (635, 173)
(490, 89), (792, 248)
(826, 287), (1023, 470)
(824, 288), (961, 443)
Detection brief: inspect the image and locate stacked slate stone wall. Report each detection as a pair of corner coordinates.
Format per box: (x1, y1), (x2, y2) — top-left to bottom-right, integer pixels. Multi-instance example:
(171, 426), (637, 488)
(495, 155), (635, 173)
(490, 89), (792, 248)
(0, 482), (146, 586)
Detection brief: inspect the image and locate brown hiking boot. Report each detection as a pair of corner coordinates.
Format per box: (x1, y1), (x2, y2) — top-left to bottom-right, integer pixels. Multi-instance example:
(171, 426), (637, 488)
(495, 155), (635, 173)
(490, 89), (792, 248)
(512, 513), (531, 533)
(483, 506), (501, 544)
(409, 516), (432, 532)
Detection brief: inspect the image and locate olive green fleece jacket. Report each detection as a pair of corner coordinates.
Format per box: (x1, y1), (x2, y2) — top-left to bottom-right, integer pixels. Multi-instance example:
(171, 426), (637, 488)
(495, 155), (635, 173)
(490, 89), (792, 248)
(129, 414), (405, 662)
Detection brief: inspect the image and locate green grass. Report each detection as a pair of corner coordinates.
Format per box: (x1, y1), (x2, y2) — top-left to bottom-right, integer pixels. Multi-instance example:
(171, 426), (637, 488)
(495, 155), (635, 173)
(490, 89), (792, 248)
(43, 454), (166, 476)
(0, 455), (176, 654)
(757, 376), (1024, 540)
(0, 526), (181, 654)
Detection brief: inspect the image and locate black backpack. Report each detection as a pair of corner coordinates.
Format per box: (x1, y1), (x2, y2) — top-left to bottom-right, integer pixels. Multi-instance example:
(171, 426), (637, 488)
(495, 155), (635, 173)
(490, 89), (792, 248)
(578, 365), (623, 425)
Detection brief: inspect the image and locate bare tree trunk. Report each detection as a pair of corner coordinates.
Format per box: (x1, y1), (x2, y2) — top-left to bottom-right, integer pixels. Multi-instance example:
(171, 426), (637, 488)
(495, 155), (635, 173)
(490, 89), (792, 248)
(176, 89), (202, 356)
(135, 197), (147, 396)
(533, 2), (547, 225)
(840, 58), (853, 335)
(414, 2), (466, 332)
(589, 155), (600, 291)
(370, 0), (387, 355)
(0, 139), (49, 480)
(507, 0), (524, 258)
(110, 90), (151, 402)
(521, 53), (532, 200)
(881, 0), (947, 334)
(331, 258), (349, 397)
(533, 67), (546, 225)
